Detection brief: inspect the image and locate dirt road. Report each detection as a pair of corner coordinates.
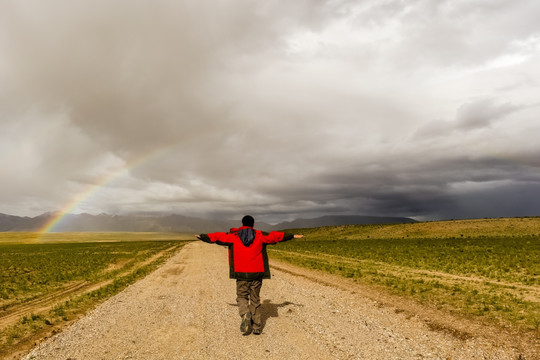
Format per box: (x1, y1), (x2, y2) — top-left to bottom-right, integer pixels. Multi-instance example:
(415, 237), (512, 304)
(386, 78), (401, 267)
(22, 242), (536, 359)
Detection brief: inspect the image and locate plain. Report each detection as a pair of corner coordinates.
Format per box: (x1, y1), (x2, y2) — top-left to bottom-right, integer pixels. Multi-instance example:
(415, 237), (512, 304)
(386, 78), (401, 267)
(269, 217), (540, 334)
(0, 232), (191, 358)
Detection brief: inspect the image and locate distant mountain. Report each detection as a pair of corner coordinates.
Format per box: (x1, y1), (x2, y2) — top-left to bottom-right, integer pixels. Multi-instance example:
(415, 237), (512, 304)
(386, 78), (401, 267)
(0, 212), (416, 233)
(268, 215), (417, 230)
(0, 212), (272, 233)
(0, 213), (34, 231)
(0, 212), (65, 232)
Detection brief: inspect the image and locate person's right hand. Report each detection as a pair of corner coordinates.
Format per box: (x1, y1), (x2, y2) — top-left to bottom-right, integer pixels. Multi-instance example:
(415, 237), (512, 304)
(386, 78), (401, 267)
(293, 234), (304, 239)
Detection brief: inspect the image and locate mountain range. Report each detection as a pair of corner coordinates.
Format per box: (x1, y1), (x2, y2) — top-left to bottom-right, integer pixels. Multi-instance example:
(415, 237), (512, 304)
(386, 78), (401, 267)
(0, 212), (416, 233)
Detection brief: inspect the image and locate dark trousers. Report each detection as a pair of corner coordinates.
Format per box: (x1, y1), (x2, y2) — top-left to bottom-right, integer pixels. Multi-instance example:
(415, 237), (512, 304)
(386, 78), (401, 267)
(236, 279), (262, 330)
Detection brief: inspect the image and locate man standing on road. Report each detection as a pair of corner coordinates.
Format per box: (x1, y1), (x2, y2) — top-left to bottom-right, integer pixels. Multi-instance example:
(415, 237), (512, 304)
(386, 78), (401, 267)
(196, 215), (303, 335)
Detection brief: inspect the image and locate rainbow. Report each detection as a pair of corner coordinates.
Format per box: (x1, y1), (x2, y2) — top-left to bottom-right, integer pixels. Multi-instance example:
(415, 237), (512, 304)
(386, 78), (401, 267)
(39, 143), (181, 233)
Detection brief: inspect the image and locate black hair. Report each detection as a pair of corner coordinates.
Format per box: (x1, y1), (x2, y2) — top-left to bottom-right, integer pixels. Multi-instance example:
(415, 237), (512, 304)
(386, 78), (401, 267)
(241, 215), (255, 227)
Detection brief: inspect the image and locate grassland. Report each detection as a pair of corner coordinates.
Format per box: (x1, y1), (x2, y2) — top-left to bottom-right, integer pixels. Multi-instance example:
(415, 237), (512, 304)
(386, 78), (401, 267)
(0, 232), (191, 357)
(270, 217), (540, 334)
(2, 218), (539, 356)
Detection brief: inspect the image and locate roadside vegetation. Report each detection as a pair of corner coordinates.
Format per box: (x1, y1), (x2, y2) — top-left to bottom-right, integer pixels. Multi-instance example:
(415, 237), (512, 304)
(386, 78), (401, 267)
(0, 232), (191, 358)
(271, 217), (540, 334)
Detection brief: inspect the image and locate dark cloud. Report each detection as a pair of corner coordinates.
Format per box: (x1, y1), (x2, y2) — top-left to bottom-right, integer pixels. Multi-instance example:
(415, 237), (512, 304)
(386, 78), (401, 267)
(1, 0), (539, 221)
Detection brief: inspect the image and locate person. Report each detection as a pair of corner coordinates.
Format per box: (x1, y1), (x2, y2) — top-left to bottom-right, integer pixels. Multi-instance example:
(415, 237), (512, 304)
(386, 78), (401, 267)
(196, 215), (303, 335)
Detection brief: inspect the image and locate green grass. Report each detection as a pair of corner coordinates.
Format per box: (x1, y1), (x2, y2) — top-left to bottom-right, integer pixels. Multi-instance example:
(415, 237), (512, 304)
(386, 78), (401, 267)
(0, 232), (191, 356)
(0, 241), (179, 306)
(273, 237), (539, 285)
(271, 218), (540, 333)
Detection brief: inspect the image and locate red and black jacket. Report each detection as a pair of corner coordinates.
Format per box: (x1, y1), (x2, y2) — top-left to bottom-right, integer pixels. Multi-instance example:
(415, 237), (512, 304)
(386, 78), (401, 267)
(199, 226), (293, 280)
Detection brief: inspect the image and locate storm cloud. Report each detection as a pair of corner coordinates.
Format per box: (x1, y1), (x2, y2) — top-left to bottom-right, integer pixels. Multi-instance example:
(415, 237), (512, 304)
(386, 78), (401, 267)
(1, 0), (540, 222)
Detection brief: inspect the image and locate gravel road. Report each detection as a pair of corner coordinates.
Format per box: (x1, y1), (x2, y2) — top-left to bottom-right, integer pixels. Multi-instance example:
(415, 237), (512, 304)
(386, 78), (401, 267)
(22, 242), (536, 359)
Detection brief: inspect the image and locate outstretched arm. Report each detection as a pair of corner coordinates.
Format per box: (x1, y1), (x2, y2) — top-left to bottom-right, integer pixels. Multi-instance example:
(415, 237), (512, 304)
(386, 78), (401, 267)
(195, 234), (212, 243)
(263, 232), (304, 244)
(195, 232), (234, 245)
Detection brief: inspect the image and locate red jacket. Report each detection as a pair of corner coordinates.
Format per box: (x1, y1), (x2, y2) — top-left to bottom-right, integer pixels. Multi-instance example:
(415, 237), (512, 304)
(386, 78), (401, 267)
(199, 226), (293, 280)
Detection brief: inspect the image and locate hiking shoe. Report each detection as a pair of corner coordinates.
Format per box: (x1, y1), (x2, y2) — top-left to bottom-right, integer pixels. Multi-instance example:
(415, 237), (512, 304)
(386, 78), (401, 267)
(252, 329), (262, 335)
(240, 312), (252, 333)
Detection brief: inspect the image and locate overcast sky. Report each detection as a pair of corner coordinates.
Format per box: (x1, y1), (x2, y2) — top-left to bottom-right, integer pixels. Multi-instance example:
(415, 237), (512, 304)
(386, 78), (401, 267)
(1, 0), (540, 223)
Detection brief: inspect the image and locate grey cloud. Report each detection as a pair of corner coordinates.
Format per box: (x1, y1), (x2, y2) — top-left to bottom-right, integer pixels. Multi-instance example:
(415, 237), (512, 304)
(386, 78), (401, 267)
(1, 1), (539, 221)
(455, 99), (522, 130)
(414, 98), (527, 139)
(251, 154), (540, 219)
(1, 1), (345, 155)
(351, 0), (540, 68)
(423, 182), (540, 220)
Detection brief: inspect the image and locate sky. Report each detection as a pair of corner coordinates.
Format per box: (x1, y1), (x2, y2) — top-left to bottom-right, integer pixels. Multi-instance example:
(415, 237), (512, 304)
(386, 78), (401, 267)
(1, 0), (540, 223)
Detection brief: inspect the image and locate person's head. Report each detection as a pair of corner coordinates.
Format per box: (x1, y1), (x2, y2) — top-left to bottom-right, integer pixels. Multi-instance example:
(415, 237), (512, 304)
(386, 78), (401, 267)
(241, 215), (254, 227)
